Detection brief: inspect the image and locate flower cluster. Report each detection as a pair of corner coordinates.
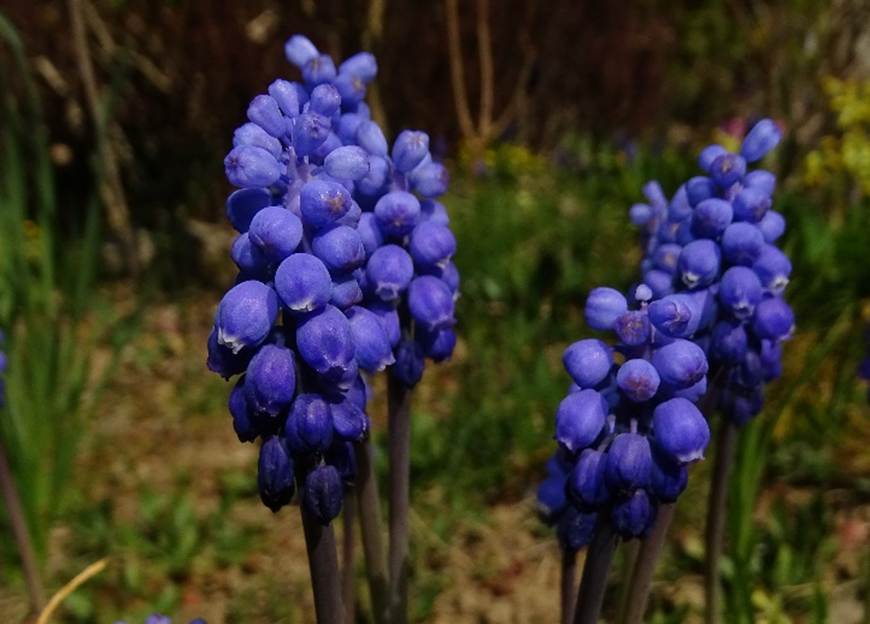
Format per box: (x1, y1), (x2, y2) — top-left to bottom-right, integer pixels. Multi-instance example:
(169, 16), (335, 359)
(629, 118), (794, 425)
(206, 34), (458, 522)
(538, 283), (712, 545)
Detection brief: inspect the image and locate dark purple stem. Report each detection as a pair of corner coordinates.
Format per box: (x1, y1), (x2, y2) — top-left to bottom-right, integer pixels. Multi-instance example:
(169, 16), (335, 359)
(342, 489), (356, 623)
(353, 438), (390, 624)
(620, 502), (676, 624)
(301, 505), (345, 624)
(705, 420), (737, 624)
(561, 548), (578, 624)
(0, 440), (45, 614)
(387, 375), (412, 624)
(573, 522), (618, 624)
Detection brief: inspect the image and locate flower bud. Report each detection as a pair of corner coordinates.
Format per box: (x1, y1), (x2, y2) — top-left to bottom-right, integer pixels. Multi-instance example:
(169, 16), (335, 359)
(740, 118), (781, 162)
(753, 245), (791, 293)
(614, 311), (651, 346)
(698, 144), (727, 173)
(233, 122), (283, 158)
(562, 339), (612, 389)
(292, 112), (331, 156)
(686, 176), (716, 206)
(247, 95), (287, 138)
(346, 306), (395, 372)
(224, 145), (283, 188)
(339, 51), (378, 82)
(568, 448), (610, 507)
(244, 343), (297, 416)
(617, 359), (661, 402)
(421, 199), (450, 225)
(557, 507), (598, 552)
(408, 276), (455, 331)
(753, 297), (794, 341)
(300, 179), (353, 231)
(410, 162), (449, 198)
(649, 451), (688, 503)
(374, 191), (421, 239)
(356, 155), (390, 198)
(732, 187), (771, 223)
(275, 253), (332, 315)
(691, 198), (733, 239)
(303, 465), (343, 524)
(367, 301), (401, 347)
(651, 339), (708, 390)
(643, 269), (675, 298)
(392, 130), (430, 173)
(226, 188), (271, 233)
(711, 320), (748, 365)
(215, 280), (279, 353)
(743, 169), (776, 195)
(268, 79), (301, 117)
(258, 436), (295, 512)
(648, 294), (702, 338)
(296, 305), (356, 383)
(326, 441), (358, 483)
(285, 34), (319, 66)
(605, 433), (652, 491)
(409, 221), (456, 271)
(357, 120), (388, 156)
(709, 152), (746, 188)
(285, 393), (334, 455)
(393, 339), (425, 387)
(721, 222), (764, 266)
(652, 397), (710, 463)
(584, 287), (628, 331)
(757, 210), (785, 243)
(329, 397), (368, 441)
(231, 233), (269, 278)
(207, 327), (254, 379)
(302, 54), (337, 85)
(536, 472), (567, 522)
(248, 206), (303, 263)
(555, 389), (607, 453)
(678, 239), (720, 289)
(311, 226), (365, 274)
(611, 489), (655, 538)
(309, 83), (341, 117)
(366, 244), (415, 302)
(629, 203), (653, 226)
(229, 377), (258, 443)
(419, 327), (456, 362)
(719, 266), (763, 319)
(324, 145), (370, 180)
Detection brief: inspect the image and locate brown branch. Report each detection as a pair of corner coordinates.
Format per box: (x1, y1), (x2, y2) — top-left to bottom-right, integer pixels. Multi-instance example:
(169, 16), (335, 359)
(444, 0), (476, 142)
(476, 0), (494, 139)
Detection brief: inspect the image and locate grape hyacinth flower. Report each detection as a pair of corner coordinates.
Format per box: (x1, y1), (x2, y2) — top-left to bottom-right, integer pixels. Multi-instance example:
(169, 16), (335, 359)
(207, 33), (457, 624)
(618, 118), (793, 624)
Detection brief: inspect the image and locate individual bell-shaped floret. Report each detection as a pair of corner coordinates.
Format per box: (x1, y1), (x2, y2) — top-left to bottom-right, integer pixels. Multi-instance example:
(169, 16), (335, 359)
(537, 472), (568, 522)
(374, 191), (421, 239)
(605, 433), (652, 491)
(339, 51), (378, 82)
(392, 130), (430, 173)
(248, 206), (303, 263)
(753, 297), (795, 341)
(329, 396), (368, 442)
(611, 489), (655, 538)
(231, 233), (269, 278)
(229, 378), (258, 443)
(267, 79), (301, 117)
(732, 187), (771, 223)
(275, 253), (333, 315)
(366, 244), (414, 302)
(419, 327), (457, 362)
(215, 280), (279, 353)
(258, 436), (295, 512)
(649, 451), (688, 503)
(643, 269), (675, 298)
(303, 464), (343, 524)
(652, 243), (682, 274)
(555, 389), (607, 453)
(410, 162), (449, 197)
(409, 221), (457, 271)
(685, 176), (716, 207)
(309, 83), (341, 117)
(357, 212), (384, 255)
(652, 397), (710, 464)
(567, 448), (610, 507)
(421, 199), (450, 225)
(292, 112), (331, 156)
(708, 152), (746, 188)
(691, 198), (733, 239)
(584, 287), (628, 331)
(247, 94), (286, 138)
(330, 273), (363, 309)
(753, 245), (791, 294)
(614, 310), (651, 346)
(562, 339), (612, 389)
(557, 506), (599, 552)
(698, 145), (727, 173)
(740, 118), (781, 163)
(244, 343), (297, 416)
(302, 54), (337, 86)
(757, 210), (785, 243)
(651, 339), (708, 390)
(617, 358), (661, 403)
(407, 276), (455, 331)
(326, 440), (358, 484)
(324, 145), (370, 180)
(357, 120), (389, 156)
(721, 222), (764, 266)
(311, 225), (366, 274)
(300, 179), (354, 232)
(346, 306), (395, 372)
(224, 145), (283, 188)
(719, 266), (763, 319)
(296, 305), (356, 384)
(678, 239), (721, 289)
(710, 320), (748, 365)
(393, 339), (425, 387)
(206, 327), (254, 379)
(285, 34), (319, 66)
(367, 301), (401, 347)
(285, 393), (334, 455)
(648, 294), (702, 338)
(233, 122), (283, 158)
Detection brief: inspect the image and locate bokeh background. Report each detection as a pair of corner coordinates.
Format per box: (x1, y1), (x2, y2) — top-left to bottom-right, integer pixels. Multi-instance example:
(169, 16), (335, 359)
(1, 1), (869, 622)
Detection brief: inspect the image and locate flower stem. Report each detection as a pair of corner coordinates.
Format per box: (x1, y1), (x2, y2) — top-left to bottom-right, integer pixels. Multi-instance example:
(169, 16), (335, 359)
(560, 548), (578, 624)
(301, 506), (345, 624)
(387, 375), (412, 624)
(354, 438), (390, 624)
(342, 489), (356, 623)
(573, 522), (618, 624)
(704, 420), (738, 624)
(616, 538), (640, 623)
(0, 440), (45, 614)
(619, 502), (676, 624)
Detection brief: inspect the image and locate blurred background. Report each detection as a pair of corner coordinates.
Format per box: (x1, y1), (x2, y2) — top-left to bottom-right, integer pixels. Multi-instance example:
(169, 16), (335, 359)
(0, 1), (869, 622)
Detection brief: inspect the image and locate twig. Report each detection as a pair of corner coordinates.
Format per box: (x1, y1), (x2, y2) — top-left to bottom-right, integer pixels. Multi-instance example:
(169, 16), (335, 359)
(353, 438), (390, 624)
(560, 549), (578, 624)
(301, 506), (345, 624)
(387, 376), (412, 624)
(0, 440), (45, 614)
(475, 0), (494, 138)
(705, 421), (738, 624)
(342, 489), (356, 624)
(444, 0), (475, 142)
(573, 522), (618, 624)
(36, 558), (107, 624)
(620, 503), (676, 624)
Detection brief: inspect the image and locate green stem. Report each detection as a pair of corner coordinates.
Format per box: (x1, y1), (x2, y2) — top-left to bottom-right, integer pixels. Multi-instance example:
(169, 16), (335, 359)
(620, 502), (676, 624)
(354, 438), (390, 624)
(387, 376), (412, 624)
(705, 421), (737, 624)
(573, 522), (618, 624)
